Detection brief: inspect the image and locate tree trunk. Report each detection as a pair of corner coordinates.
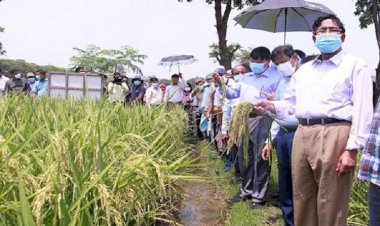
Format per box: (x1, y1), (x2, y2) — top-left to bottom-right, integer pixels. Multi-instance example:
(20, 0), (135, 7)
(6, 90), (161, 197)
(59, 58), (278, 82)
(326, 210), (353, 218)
(372, 0), (380, 105)
(214, 0), (232, 70)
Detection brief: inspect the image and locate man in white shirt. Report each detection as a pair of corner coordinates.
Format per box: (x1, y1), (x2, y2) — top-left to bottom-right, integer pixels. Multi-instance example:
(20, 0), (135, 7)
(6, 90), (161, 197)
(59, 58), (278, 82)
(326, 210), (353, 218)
(145, 77), (162, 106)
(261, 45), (302, 226)
(164, 73), (187, 105)
(0, 69), (9, 96)
(254, 15), (373, 226)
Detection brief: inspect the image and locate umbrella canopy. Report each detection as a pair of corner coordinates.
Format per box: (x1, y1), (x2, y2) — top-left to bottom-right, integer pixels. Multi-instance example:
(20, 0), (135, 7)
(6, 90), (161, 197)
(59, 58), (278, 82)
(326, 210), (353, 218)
(233, 0), (335, 43)
(159, 55), (197, 73)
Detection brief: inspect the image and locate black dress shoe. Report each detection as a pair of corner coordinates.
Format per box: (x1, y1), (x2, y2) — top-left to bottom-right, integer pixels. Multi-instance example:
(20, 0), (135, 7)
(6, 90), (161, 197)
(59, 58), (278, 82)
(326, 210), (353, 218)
(251, 202), (266, 209)
(225, 196), (251, 204)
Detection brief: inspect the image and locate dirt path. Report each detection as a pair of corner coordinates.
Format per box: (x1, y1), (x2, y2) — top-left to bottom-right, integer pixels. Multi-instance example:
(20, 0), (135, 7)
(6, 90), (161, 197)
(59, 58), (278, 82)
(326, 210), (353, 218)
(178, 180), (225, 226)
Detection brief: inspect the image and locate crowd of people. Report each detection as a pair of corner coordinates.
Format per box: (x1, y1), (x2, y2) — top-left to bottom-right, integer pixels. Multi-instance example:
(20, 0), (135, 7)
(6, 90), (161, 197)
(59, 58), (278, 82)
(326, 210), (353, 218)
(1, 14), (380, 226)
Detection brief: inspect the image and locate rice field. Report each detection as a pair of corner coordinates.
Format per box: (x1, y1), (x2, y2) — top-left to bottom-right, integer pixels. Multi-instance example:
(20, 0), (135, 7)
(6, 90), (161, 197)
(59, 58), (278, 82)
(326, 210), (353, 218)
(0, 97), (199, 226)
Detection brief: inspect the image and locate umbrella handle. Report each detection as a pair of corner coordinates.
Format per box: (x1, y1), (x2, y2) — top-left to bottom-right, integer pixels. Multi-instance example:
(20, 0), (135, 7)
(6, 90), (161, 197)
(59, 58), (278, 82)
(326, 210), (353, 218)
(177, 65), (181, 73)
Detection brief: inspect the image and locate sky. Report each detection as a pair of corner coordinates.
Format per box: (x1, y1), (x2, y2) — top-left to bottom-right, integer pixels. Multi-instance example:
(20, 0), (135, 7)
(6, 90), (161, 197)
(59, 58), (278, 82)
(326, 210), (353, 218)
(0, 0), (378, 80)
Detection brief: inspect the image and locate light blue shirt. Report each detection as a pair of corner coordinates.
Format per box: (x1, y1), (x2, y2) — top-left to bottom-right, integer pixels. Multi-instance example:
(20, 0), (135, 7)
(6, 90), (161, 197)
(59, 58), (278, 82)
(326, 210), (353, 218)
(225, 66), (282, 102)
(31, 79), (48, 97)
(221, 78), (240, 134)
(269, 76), (299, 141)
(222, 66), (281, 134)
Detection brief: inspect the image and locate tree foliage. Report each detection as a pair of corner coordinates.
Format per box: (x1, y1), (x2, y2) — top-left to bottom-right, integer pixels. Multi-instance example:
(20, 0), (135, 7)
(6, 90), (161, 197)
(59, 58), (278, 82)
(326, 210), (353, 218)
(0, 59), (65, 76)
(355, 0), (380, 103)
(179, 0), (261, 9)
(179, 0), (261, 69)
(70, 44), (147, 74)
(354, 0), (380, 29)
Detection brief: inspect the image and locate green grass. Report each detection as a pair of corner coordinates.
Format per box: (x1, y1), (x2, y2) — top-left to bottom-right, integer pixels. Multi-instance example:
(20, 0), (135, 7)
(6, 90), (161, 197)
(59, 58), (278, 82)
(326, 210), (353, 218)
(207, 145), (370, 226)
(204, 146), (283, 226)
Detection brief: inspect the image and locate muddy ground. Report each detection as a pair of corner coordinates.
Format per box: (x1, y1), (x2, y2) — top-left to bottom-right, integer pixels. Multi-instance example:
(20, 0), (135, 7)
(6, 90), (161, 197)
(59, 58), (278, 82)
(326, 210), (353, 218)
(178, 179), (226, 226)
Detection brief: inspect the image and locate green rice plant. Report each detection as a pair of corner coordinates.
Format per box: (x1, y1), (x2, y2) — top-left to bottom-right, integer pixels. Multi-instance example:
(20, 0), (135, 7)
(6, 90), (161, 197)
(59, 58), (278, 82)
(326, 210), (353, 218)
(0, 96), (199, 226)
(348, 176), (369, 226)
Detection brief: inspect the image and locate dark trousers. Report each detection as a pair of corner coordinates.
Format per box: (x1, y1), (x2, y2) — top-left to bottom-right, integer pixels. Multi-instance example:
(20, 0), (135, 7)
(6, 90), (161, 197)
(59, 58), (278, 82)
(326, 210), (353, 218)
(225, 145), (240, 177)
(276, 128), (295, 226)
(238, 117), (270, 204)
(369, 183), (380, 226)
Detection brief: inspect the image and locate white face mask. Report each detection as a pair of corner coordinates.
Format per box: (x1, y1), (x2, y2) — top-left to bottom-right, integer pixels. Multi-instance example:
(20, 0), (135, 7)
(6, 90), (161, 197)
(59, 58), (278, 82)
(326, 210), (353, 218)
(14, 73), (22, 79)
(277, 61), (296, 77)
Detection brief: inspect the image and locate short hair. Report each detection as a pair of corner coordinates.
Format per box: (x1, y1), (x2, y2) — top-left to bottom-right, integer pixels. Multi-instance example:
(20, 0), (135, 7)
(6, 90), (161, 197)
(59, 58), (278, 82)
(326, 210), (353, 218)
(312, 14), (345, 34)
(9, 68), (19, 75)
(302, 54), (319, 64)
(38, 70), (46, 76)
(186, 82), (193, 92)
(75, 66), (84, 73)
(294, 49), (306, 62)
(171, 74), (179, 79)
(150, 77), (158, 83)
(0, 68), (3, 73)
(240, 61), (252, 72)
(271, 45), (294, 62)
(250, 46), (271, 61)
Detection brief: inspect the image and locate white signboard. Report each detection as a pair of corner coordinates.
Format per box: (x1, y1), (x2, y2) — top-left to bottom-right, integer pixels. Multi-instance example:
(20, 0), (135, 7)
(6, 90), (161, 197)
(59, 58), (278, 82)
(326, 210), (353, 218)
(48, 72), (104, 99)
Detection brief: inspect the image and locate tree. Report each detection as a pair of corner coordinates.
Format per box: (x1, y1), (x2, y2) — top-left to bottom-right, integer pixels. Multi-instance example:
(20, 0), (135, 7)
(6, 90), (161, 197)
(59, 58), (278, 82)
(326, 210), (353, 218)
(0, 59), (65, 76)
(209, 43), (252, 65)
(70, 44), (147, 74)
(354, 0), (380, 104)
(179, 0), (261, 70)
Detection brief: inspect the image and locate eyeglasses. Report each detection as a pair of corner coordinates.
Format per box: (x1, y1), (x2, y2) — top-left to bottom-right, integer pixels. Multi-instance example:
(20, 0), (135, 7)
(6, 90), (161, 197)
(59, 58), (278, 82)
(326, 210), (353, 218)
(315, 27), (342, 35)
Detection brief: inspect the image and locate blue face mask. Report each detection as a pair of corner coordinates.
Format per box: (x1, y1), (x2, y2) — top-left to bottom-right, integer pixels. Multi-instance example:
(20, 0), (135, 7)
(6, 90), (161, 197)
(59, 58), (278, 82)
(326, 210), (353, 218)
(152, 83), (159, 88)
(133, 80), (141, 86)
(250, 62), (266, 74)
(36, 75), (41, 81)
(28, 77), (36, 84)
(315, 34), (342, 54)
(234, 74), (244, 83)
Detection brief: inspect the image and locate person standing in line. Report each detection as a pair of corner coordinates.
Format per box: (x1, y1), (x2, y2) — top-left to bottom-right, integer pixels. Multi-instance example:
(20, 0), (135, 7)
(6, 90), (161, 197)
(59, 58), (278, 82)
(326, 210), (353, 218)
(254, 15), (373, 226)
(164, 73), (187, 106)
(26, 71), (37, 92)
(4, 69), (31, 95)
(216, 46), (282, 209)
(130, 75), (146, 104)
(107, 72), (130, 103)
(261, 45), (302, 226)
(221, 64), (247, 176)
(145, 77), (162, 106)
(0, 69), (9, 96)
(31, 70), (49, 97)
(358, 96), (380, 226)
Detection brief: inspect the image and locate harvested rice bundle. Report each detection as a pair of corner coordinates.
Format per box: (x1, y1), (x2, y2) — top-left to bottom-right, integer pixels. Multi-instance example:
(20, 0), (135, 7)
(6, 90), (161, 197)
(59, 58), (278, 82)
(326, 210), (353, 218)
(227, 102), (253, 166)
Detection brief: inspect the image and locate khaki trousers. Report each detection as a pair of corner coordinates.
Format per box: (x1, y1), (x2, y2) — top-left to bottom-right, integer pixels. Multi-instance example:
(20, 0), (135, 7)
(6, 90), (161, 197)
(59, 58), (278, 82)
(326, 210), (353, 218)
(292, 123), (354, 226)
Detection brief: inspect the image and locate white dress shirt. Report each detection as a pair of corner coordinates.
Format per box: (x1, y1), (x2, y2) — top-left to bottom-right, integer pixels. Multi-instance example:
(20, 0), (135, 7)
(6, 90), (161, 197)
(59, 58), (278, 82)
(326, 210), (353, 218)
(107, 82), (129, 102)
(145, 86), (163, 106)
(0, 75), (9, 96)
(164, 78), (187, 103)
(274, 51), (374, 150)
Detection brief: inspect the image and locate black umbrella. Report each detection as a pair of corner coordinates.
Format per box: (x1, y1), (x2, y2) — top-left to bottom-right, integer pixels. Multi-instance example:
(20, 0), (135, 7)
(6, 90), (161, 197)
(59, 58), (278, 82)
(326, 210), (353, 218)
(234, 0), (335, 44)
(159, 55), (197, 73)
